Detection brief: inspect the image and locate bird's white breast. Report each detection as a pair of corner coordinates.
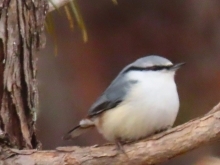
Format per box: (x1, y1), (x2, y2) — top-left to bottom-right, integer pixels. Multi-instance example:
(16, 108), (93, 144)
(94, 70), (180, 142)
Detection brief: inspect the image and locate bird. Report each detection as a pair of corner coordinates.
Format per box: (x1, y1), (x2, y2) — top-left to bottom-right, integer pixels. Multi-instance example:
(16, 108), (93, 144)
(63, 55), (184, 151)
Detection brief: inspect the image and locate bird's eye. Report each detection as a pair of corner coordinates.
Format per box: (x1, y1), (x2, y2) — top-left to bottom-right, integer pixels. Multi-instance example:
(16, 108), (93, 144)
(150, 66), (161, 71)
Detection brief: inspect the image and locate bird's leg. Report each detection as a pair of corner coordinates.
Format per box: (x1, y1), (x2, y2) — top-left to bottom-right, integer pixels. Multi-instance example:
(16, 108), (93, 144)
(116, 140), (124, 152)
(115, 138), (128, 157)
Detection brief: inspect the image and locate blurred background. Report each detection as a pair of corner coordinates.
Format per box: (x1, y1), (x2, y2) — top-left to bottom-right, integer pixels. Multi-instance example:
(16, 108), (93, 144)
(36, 0), (220, 164)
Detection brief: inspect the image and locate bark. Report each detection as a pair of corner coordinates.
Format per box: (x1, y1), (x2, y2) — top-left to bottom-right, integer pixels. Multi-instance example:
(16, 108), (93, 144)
(1, 102), (220, 165)
(0, 0), (48, 149)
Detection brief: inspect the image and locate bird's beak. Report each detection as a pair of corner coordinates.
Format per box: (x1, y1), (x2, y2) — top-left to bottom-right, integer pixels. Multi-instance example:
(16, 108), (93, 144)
(170, 62), (185, 71)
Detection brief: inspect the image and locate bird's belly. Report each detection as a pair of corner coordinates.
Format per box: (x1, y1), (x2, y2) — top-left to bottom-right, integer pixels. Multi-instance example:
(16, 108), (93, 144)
(94, 87), (179, 142)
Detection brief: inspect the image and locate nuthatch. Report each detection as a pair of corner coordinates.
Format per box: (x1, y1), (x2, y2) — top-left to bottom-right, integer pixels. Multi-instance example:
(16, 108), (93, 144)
(63, 55), (184, 151)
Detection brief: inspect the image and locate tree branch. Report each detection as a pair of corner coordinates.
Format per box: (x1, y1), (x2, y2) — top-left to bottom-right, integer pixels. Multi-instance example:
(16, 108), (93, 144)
(1, 102), (220, 164)
(49, 0), (71, 12)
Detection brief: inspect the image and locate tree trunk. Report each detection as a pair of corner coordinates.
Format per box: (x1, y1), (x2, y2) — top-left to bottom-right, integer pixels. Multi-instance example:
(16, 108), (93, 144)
(0, 0), (48, 149)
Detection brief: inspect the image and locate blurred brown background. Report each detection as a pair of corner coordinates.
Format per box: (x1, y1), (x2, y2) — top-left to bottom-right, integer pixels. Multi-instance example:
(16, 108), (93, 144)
(36, 0), (220, 164)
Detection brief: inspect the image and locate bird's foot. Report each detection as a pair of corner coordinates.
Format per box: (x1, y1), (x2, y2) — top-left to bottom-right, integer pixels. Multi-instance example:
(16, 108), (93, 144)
(114, 139), (129, 158)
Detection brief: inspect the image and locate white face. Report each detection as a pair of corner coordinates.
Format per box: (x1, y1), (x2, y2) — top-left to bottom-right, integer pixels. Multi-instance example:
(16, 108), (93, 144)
(126, 66), (176, 83)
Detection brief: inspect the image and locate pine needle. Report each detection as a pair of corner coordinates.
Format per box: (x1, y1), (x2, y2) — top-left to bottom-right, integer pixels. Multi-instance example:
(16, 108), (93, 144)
(70, 0), (88, 42)
(64, 5), (74, 30)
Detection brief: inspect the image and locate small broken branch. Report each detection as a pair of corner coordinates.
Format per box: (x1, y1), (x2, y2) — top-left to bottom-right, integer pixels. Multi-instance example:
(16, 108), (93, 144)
(1, 102), (220, 165)
(49, 0), (70, 12)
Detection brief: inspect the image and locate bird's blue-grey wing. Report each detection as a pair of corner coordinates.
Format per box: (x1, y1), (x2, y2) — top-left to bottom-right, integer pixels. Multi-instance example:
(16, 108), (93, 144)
(88, 73), (137, 117)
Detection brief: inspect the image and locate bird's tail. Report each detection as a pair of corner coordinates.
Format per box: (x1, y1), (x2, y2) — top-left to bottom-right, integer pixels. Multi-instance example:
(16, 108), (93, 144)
(63, 118), (95, 140)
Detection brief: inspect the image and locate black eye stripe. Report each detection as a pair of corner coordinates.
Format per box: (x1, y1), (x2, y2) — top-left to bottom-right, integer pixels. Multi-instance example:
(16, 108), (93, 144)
(149, 65), (173, 71)
(123, 65), (173, 73)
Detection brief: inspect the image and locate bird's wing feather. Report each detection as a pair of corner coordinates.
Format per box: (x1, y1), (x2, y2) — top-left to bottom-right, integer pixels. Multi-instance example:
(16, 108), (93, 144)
(88, 73), (137, 117)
